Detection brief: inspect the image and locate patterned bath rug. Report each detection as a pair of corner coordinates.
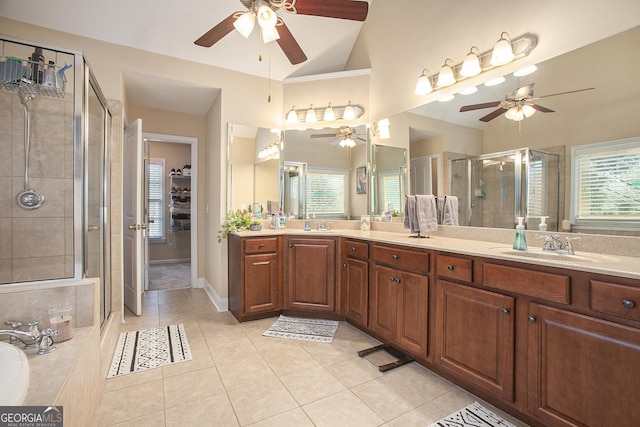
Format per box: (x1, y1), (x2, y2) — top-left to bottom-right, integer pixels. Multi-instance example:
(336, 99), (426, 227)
(429, 401), (517, 427)
(263, 315), (339, 343)
(107, 324), (192, 378)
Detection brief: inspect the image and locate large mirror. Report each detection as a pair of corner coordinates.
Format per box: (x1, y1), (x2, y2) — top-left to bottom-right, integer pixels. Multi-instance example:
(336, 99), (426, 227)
(399, 25), (640, 235)
(370, 144), (407, 216)
(227, 123), (281, 213)
(282, 125), (369, 219)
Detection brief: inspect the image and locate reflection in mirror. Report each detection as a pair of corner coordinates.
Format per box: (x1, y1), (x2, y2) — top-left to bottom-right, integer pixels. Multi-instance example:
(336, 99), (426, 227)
(405, 26), (640, 235)
(370, 144), (407, 216)
(283, 125), (368, 219)
(227, 123), (281, 213)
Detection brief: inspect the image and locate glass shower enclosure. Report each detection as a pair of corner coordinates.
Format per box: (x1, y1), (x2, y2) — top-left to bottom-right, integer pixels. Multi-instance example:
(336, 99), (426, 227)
(450, 148), (560, 231)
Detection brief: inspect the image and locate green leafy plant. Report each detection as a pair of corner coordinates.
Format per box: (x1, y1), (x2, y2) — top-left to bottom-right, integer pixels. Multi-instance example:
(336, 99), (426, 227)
(217, 209), (252, 243)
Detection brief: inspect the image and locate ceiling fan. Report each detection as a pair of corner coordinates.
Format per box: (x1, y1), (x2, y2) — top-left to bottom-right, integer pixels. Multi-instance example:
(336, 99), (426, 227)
(194, 0), (369, 65)
(311, 127), (366, 147)
(460, 83), (595, 122)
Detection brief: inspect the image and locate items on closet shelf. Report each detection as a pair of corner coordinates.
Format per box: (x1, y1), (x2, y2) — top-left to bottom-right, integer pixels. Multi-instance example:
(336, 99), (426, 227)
(169, 174), (191, 231)
(435, 195), (459, 226)
(404, 195), (438, 237)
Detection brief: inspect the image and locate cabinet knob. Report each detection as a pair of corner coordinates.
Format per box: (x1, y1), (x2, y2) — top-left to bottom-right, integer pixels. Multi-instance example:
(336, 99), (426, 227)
(528, 316), (537, 324)
(501, 308), (510, 315)
(343, 263), (347, 268)
(447, 265), (454, 271)
(622, 299), (636, 309)
(288, 244), (293, 248)
(351, 247), (357, 252)
(389, 277), (395, 282)
(259, 243), (265, 248)
(392, 255), (399, 260)
(395, 278), (401, 283)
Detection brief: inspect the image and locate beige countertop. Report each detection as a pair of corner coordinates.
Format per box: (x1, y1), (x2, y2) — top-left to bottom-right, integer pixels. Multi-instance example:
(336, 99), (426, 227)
(233, 228), (640, 280)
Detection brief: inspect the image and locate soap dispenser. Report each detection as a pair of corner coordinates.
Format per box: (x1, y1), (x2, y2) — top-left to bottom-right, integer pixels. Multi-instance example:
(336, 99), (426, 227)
(513, 217), (528, 251)
(538, 216), (548, 231)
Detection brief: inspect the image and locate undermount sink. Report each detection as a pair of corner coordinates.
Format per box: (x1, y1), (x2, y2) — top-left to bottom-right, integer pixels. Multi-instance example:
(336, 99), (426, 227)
(0, 341), (30, 405)
(488, 246), (619, 263)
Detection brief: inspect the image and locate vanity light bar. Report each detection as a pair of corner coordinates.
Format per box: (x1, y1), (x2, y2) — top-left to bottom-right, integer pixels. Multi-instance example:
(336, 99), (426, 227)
(415, 33), (538, 96)
(286, 102), (365, 124)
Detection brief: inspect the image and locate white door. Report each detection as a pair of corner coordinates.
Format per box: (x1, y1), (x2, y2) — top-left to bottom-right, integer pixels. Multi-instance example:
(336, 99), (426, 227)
(123, 119), (144, 315)
(410, 156), (433, 195)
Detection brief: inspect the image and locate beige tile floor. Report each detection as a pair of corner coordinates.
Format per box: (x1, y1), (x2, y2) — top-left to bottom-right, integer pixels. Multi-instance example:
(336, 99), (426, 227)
(95, 288), (529, 426)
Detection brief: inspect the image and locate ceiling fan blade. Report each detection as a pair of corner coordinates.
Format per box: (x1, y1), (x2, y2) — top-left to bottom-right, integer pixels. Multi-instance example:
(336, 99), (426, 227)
(356, 136), (366, 142)
(530, 104), (555, 113)
(479, 108), (508, 122)
(194, 13), (238, 47)
(460, 101), (502, 112)
(514, 83), (535, 99)
(537, 87), (595, 99)
(275, 19), (307, 65)
(286, 0), (369, 21)
(311, 134), (339, 138)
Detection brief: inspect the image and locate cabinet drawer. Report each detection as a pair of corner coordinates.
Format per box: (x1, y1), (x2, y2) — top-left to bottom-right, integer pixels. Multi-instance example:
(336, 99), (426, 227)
(344, 239), (368, 260)
(483, 263), (570, 305)
(371, 244), (429, 273)
(244, 237), (278, 254)
(591, 280), (640, 321)
(436, 254), (472, 283)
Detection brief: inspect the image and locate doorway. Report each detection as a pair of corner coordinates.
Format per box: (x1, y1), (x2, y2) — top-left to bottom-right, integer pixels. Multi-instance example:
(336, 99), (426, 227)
(144, 133), (198, 292)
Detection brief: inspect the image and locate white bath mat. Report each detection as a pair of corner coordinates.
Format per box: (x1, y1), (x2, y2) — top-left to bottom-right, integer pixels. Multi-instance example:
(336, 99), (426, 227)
(429, 402), (517, 427)
(107, 324), (192, 378)
(263, 315), (339, 343)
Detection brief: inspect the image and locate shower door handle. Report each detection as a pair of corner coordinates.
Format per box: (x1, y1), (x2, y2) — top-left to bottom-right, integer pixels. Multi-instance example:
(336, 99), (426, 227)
(88, 225), (100, 231)
(128, 224), (137, 230)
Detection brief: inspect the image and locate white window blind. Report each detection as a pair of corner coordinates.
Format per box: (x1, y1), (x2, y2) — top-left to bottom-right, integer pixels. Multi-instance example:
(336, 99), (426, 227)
(528, 158), (545, 216)
(572, 138), (640, 229)
(380, 172), (402, 213)
(147, 159), (165, 239)
(307, 168), (347, 217)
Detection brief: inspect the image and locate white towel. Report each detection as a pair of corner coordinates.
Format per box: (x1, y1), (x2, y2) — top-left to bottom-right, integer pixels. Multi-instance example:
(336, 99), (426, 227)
(416, 195), (438, 232)
(442, 196), (459, 226)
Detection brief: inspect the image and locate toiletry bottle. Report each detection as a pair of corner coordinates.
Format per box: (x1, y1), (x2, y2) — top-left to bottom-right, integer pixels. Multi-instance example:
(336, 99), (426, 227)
(304, 215), (311, 231)
(538, 216), (548, 232)
(42, 61), (56, 88)
(30, 47), (45, 84)
(513, 216), (528, 250)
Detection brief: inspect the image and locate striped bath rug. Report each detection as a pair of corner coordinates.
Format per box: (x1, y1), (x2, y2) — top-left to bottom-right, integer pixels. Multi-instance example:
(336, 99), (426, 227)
(263, 315), (339, 343)
(430, 402), (516, 427)
(107, 324), (192, 378)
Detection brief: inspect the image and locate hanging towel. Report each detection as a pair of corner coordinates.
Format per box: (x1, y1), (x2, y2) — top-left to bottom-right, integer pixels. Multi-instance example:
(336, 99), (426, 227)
(404, 195), (418, 232)
(442, 195), (459, 226)
(416, 195), (438, 232)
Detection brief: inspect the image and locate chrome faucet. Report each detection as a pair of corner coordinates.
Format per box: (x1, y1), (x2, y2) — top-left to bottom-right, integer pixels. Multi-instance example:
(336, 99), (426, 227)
(535, 234), (582, 255)
(316, 221), (330, 231)
(0, 320), (58, 354)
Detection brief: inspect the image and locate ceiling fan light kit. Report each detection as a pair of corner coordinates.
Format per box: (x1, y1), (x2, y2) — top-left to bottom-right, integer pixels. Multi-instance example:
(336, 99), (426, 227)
(286, 102), (364, 124)
(414, 32), (537, 96)
(195, 0), (369, 65)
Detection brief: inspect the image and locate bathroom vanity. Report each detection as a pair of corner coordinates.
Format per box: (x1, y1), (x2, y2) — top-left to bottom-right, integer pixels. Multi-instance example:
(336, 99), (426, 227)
(228, 229), (640, 426)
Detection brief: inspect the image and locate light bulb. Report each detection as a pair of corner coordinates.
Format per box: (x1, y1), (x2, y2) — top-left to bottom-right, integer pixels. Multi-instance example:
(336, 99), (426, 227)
(286, 106), (298, 123)
(305, 105), (317, 123)
(491, 32), (515, 66)
(522, 104), (536, 117)
(323, 103), (336, 121)
(233, 11), (256, 38)
(415, 70), (433, 95)
(257, 4), (277, 29)
(460, 47), (481, 77)
(343, 101), (356, 120)
(437, 59), (456, 87)
(261, 25), (280, 43)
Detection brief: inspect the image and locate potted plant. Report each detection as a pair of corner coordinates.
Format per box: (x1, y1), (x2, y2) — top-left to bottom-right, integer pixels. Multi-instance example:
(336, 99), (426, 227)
(250, 220), (262, 231)
(217, 209), (252, 242)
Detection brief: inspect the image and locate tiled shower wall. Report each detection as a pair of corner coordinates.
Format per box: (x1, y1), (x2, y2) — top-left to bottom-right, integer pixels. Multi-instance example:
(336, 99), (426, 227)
(0, 89), (74, 284)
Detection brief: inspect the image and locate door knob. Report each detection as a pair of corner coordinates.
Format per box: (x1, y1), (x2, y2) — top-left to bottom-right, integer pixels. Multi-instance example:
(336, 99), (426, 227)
(139, 224), (147, 230)
(128, 224), (136, 230)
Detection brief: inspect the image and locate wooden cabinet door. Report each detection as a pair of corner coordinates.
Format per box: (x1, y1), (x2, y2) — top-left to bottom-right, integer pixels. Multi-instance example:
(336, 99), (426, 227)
(369, 264), (398, 341)
(528, 303), (640, 427)
(396, 270), (428, 357)
(286, 237), (336, 312)
(244, 253), (280, 314)
(437, 280), (515, 401)
(344, 257), (369, 327)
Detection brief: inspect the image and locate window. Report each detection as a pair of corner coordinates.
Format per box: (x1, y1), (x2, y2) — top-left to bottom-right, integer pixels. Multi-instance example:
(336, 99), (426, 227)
(528, 156), (545, 216)
(307, 167), (348, 218)
(380, 170), (402, 213)
(147, 159), (165, 240)
(571, 138), (640, 230)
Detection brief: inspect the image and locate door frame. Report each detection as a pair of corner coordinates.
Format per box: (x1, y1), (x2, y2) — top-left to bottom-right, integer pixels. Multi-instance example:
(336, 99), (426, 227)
(144, 132), (199, 289)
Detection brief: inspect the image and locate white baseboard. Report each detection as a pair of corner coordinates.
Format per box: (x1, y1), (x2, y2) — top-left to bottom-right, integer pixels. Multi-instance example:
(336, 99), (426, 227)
(201, 277), (228, 312)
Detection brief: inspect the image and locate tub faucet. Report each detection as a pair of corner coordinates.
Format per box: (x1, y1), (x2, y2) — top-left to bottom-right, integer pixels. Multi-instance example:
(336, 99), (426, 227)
(0, 320), (58, 354)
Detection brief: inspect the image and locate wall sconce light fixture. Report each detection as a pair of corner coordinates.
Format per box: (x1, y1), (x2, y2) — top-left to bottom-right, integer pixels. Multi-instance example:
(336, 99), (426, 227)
(415, 32), (537, 96)
(285, 102), (364, 124)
